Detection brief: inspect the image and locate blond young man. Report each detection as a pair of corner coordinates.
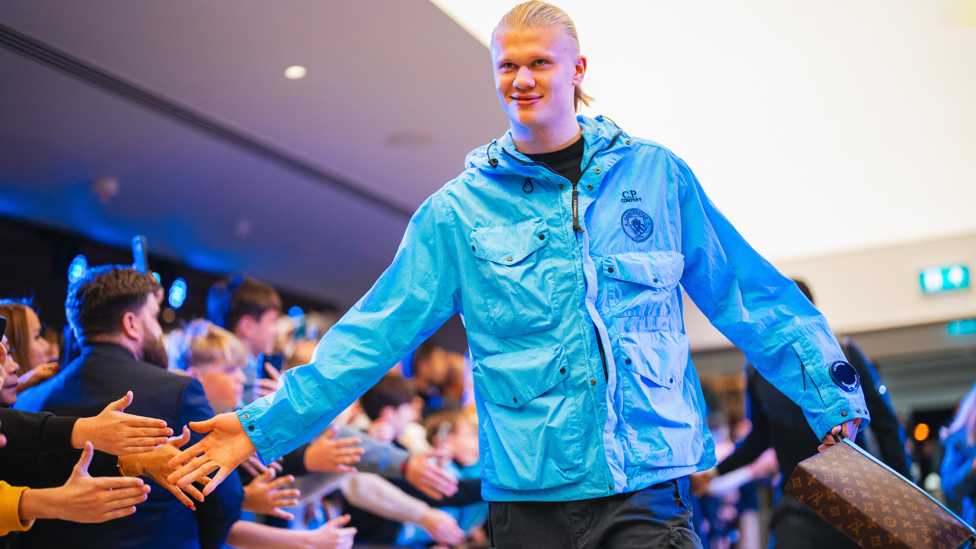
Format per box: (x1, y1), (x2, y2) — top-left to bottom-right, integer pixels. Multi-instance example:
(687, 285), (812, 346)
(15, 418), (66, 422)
(170, 3), (867, 547)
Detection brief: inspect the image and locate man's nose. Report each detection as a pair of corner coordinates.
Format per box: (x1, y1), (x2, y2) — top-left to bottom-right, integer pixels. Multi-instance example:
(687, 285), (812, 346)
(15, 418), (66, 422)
(514, 66), (534, 89)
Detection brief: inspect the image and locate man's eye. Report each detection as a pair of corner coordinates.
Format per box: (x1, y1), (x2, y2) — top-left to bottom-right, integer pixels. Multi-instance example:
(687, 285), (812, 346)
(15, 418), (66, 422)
(533, 59), (548, 66)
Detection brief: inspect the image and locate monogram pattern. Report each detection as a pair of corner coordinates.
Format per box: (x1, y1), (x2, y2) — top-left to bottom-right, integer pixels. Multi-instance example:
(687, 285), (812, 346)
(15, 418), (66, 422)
(786, 442), (974, 549)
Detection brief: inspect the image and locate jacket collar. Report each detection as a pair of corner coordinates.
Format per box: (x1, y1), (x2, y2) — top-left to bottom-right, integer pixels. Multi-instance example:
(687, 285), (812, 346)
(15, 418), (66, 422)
(82, 342), (139, 362)
(465, 115), (632, 183)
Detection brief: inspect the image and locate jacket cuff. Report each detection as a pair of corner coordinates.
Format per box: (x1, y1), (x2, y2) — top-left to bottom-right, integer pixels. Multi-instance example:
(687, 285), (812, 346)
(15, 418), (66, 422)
(40, 416), (79, 452)
(790, 330), (871, 439)
(236, 406), (276, 466)
(0, 482), (34, 536)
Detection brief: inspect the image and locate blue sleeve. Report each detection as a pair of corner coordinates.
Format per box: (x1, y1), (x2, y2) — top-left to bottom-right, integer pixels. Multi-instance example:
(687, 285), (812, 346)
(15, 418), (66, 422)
(671, 154), (869, 439)
(941, 438), (976, 504)
(180, 379), (243, 549)
(238, 194), (463, 464)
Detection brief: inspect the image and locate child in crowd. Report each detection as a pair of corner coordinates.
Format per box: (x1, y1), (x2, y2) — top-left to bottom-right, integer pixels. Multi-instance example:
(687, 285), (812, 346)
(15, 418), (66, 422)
(174, 319), (356, 549)
(206, 276), (283, 404)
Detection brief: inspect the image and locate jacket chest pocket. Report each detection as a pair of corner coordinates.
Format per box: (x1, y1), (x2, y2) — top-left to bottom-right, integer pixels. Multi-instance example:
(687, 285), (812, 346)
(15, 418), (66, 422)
(603, 251), (683, 318)
(469, 218), (559, 338)
(615, 331), (704, 468)
(471, 345), (584, 491)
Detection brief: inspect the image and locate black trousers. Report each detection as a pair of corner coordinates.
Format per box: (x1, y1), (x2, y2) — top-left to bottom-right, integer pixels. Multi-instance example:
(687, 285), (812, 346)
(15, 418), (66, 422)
(487, 477), (703, 549)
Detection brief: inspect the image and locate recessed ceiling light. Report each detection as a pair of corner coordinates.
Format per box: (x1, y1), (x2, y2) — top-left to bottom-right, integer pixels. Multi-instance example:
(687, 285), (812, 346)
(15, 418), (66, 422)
(284, 65), (307, 80)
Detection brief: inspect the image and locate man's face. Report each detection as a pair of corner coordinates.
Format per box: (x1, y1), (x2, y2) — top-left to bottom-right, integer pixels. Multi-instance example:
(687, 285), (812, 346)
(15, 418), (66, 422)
(491, 25), (585, 134)
(135, 291), (168, 368)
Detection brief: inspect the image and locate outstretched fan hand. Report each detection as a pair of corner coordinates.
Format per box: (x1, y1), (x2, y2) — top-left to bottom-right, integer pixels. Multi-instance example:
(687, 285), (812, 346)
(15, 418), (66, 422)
(166, 412), (257, 495)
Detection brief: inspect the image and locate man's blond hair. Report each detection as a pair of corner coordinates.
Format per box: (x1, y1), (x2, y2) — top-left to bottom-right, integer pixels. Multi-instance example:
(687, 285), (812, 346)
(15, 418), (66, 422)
(494, 1), (593, 112)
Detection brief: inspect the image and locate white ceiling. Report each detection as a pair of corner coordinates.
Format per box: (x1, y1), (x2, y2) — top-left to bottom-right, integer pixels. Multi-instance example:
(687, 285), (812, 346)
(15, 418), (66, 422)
(433, 0), (976, 262)
(1, 0), (974, 315)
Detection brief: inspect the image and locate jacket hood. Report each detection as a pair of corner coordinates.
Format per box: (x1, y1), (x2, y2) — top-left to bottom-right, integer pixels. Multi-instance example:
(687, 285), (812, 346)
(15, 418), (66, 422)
(464, 115), (629, 175)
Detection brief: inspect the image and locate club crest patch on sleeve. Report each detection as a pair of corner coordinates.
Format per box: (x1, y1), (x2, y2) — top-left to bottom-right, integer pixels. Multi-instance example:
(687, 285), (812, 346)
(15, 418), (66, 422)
(621, 209), (653, 242)
(828, 361), (860, 393)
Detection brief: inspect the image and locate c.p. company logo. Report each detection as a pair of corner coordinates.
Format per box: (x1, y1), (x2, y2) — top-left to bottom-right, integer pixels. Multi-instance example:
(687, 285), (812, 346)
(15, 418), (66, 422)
(621, 190), (642, 203)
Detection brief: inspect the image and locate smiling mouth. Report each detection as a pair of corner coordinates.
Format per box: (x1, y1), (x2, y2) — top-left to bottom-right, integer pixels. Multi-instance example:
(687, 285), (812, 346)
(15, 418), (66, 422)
(512, 96), (541, 104)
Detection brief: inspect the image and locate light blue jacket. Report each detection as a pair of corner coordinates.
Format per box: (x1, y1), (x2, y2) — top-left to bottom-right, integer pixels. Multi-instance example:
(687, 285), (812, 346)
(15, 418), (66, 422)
(238, 115), (869, 502)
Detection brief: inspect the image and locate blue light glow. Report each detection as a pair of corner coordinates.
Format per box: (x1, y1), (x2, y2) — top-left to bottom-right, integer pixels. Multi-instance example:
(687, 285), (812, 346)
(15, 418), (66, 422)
(151, 272), (161, 283)
(288, 306), (304, 322)
(68, 255), (88, 283)
(168, 278), (187, 309)
(948, 319), (976, 336)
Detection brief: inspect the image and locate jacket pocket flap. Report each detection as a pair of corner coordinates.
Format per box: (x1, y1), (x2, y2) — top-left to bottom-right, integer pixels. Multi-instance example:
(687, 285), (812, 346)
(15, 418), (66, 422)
(470, 218), (550, 265)
(603, 251), (683, 288)
(616, 331), (690, 388)
(472, 345), (568, 409)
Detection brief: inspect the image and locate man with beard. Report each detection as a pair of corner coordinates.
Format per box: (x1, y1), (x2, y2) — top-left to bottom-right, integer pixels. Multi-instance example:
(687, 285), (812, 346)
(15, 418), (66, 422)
(15, 266), (243, 549)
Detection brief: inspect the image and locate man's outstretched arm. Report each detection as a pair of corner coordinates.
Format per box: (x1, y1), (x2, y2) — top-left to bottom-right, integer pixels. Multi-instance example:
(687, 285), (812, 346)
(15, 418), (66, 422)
(168, 194), (463, 494)
(672, 153), (868, 445)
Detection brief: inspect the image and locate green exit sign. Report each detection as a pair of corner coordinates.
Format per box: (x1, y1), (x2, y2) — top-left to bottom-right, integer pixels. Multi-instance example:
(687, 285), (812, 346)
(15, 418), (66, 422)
(920, 265), (970, 294)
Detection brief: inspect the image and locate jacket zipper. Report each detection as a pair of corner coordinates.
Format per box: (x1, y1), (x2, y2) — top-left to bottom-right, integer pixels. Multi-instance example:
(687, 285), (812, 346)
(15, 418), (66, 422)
(500, 128), (622, 234)
(594, 323), (608, 381)
(499, 128), (623, 384)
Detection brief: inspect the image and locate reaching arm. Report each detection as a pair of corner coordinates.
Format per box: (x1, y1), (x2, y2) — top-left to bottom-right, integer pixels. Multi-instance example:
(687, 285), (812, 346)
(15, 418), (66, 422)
(673, 153), (868, 441)
(0, 392), (170, 456)
(168, 195), (462, 492)
(225, 515), (356, 549)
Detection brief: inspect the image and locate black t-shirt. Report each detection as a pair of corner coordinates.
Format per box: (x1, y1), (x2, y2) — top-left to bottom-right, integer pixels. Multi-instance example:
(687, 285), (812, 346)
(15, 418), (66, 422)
(524, 136), (585, 185)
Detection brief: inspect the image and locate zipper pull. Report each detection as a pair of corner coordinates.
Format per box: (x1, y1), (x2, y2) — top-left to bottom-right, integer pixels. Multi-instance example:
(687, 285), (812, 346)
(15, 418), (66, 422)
(572, 183), (583, 233)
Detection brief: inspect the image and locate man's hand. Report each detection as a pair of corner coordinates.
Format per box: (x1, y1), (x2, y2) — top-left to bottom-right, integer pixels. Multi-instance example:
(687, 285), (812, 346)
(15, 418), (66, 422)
(818, 419), (861, 452)
(19, 442), (150, 523)
(258, 362), (280, 398)
(403, 450), (459, 501)
(418, 508), (465, 546)
(243, 467), (300, 519)
(71, 391), (172, 455)
(166, 412), (257, 495)
(304, 427), (365, 474)
(121, 426), (208, 511)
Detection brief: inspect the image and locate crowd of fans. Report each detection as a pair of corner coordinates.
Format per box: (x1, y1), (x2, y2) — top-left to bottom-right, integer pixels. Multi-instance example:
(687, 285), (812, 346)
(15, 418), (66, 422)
(0, 265), (974, 549)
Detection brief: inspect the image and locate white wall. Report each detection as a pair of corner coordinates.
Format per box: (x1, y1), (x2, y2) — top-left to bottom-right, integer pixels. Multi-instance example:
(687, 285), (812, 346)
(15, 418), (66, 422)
(685, 231), (976, 351)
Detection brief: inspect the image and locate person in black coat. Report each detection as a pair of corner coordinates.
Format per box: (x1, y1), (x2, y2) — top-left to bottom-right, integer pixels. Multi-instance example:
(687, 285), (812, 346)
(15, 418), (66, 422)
(14, 265), (242, 549)
(696, 279), (910, 549)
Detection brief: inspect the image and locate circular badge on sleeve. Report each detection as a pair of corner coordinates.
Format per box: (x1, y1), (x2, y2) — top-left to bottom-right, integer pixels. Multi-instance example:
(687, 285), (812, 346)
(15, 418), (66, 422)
(828, 361), (860, 393)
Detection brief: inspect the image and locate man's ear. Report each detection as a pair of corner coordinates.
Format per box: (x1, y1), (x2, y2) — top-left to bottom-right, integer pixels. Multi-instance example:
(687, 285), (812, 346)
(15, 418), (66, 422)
(573, 55), (587, 86)
(236, 315), (255, 339)
(121, 311), (141, 341)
